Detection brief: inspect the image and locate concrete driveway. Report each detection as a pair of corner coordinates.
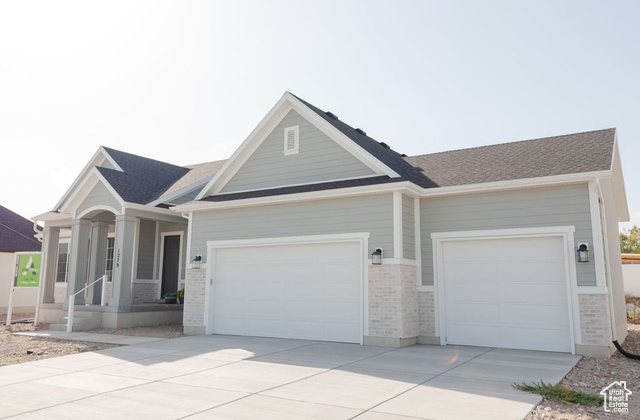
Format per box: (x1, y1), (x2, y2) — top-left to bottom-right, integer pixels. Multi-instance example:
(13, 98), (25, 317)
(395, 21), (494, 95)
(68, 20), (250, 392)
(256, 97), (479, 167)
(0, 334), (580, 420)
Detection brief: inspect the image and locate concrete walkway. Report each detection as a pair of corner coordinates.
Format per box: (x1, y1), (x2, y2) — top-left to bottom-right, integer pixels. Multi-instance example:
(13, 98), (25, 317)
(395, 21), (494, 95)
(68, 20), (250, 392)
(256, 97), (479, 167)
(0, 333), (580, 420)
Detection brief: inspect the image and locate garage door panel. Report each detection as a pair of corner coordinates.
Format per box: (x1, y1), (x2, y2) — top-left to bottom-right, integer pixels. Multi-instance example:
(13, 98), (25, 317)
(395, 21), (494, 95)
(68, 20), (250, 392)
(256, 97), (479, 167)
(495, 237), (564, 260)
(500, 282), (568, 304)
(446, 302), (500, 323)
(447, 324), (501, 347)
(444, 262), (498, 283)
(443, 236), (572, 353)
(497, 262), (566, 283)
(210, 241), (362, 343)
(501, 303), (570, 326)
(501, 325), (570, 352)
(446, 282), (501, 303)
(444, 241), (497, 261)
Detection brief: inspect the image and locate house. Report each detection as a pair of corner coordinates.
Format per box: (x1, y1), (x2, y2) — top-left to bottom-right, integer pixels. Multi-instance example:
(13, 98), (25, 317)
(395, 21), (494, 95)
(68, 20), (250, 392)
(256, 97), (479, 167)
(0, 205), (42, 314)
(35, 92), (629, 357)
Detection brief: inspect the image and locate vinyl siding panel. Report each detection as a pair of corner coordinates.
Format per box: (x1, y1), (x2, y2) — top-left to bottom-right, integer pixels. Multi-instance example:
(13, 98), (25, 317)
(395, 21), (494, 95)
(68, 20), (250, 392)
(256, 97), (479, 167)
(170, 189), (200, 206)
(191, 194), (394, 262)
(221, 110), (376, 193)
(76, 181), (120, 216)
(421, 184), (596, 286)
(136, 219), (156, 279)
(402, 194), (415, 260)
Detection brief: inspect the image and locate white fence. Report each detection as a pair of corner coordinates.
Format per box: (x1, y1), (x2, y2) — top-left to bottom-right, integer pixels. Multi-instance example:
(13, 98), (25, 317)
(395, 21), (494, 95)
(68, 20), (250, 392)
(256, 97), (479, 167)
(622, 264), (640, 297)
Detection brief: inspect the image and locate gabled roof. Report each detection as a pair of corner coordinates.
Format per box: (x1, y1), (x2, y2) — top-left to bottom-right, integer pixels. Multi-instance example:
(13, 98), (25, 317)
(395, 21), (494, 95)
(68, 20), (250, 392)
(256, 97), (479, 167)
(96, 147), (190, 205)
(159, 160), (227, 199)
(405, 128), (616, 187)
(0, 206), (41, 252)
(291, 94), (432, 187)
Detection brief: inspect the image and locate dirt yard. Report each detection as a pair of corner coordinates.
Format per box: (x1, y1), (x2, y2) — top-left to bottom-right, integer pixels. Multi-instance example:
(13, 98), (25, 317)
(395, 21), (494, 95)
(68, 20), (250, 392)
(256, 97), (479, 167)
(0, 313), (183, 367)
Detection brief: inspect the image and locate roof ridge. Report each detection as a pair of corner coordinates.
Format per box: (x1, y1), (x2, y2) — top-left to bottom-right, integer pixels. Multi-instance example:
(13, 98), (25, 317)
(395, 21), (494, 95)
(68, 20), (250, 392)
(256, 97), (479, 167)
(102, 146), (187, 171)
(407, 127), (617, 159)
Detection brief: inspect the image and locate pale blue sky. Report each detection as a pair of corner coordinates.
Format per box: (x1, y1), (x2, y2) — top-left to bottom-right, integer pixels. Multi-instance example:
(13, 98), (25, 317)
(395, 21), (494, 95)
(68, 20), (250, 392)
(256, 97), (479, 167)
(1, 1), (638, 230)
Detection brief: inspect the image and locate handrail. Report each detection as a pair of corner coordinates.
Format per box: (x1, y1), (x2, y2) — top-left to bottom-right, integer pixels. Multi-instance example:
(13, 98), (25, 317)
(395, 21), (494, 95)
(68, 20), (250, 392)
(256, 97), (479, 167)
(67, 274), (109, 332)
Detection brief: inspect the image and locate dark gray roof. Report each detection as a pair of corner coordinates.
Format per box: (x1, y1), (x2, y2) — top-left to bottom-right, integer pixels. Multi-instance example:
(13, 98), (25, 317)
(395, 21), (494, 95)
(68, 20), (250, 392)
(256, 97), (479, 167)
(0, 206), (41, 252)
(202, 176), (399, 202)
(291, 94), (432, 187)
(404, 128), (616, 187)
(98, 147), (190, 205)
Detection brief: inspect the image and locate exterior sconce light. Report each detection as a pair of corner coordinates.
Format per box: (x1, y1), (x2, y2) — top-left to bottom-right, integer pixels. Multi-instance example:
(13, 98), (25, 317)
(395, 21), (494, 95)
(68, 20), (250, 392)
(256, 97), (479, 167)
(577, 244), (589, 263)
(192, 255), (202, 269)
(371, 248), (383, 265)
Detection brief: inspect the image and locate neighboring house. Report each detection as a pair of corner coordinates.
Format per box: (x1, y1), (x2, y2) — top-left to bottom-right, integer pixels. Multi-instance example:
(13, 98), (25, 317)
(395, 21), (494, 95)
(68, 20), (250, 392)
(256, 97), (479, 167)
(35, 92), (629, 357)
(621, 253), (640, 297)
(0, 205), (42, 314)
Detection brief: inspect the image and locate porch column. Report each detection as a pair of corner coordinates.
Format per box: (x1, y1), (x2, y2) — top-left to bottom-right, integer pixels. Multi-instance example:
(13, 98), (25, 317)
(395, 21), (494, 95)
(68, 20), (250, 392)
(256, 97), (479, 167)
(41, 226), (60, 303)
(109, 214), (136, 309)
(67, 219), (91, 306)
(87, 221), (109, 304)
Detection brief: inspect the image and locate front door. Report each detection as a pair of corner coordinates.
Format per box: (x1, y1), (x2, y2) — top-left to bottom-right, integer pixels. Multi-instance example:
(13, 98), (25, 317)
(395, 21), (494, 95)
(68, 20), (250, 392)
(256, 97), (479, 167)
(161, 235), (180, 297)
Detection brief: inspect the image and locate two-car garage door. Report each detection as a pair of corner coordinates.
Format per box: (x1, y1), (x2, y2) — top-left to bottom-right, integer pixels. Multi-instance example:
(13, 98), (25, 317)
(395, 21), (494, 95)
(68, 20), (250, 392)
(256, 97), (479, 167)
(209, 241), (362, 343)
(441, 236), (573, 353)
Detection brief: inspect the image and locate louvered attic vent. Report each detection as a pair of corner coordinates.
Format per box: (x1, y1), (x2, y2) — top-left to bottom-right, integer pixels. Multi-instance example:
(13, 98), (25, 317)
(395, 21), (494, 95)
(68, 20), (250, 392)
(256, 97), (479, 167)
(284, 125), (299, 155)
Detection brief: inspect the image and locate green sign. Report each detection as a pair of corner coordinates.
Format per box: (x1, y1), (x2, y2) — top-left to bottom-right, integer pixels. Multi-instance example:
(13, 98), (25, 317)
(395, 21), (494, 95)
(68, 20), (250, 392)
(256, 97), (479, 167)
(15, 253), (41, 287)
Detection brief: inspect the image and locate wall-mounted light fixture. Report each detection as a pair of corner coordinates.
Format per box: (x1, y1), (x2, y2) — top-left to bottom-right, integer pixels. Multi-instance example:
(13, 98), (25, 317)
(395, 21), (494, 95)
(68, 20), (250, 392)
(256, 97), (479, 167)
(371, 247), (383, 265)
(577, 243), (590, 263)
(192, 254), (202, 269)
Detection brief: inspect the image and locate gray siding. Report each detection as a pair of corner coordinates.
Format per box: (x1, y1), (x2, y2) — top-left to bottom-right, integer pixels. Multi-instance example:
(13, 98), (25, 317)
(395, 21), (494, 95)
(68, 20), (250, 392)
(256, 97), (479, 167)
(402, 194), (415, 260)
(420, 184), (596, 286)
(136, 219), (156, 279)
(170, 189), (200, 206)
(191, 194), (394, 262)
(76, 181), (121, 216)
(221, 110), (376, 193)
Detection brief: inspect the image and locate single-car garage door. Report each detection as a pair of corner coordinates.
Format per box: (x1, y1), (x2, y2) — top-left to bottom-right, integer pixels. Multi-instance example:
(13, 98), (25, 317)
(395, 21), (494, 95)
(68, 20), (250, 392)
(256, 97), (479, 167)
(442, 236), (572, 352)
(209, 241), (362, 343)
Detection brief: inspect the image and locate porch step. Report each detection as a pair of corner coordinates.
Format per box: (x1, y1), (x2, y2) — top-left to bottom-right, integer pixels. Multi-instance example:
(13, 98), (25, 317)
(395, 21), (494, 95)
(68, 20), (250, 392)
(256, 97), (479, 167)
(52, 310), (103, 332)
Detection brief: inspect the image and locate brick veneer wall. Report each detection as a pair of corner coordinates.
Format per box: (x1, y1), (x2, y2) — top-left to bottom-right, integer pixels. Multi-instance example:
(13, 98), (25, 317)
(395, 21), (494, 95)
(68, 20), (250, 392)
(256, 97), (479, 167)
(368, 264), (418, 339)
(184, 268), (206, 331)
(578, 293), (612, 346)
(132, 282), (157, 304)
(418, 291), (435, 337)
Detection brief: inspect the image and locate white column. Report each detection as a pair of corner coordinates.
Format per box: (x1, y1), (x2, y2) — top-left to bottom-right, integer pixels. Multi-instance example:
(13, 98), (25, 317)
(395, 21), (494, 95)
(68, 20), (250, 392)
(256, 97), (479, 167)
(87, 221), (109, 304)
(41, 226), (60, 303)
(67, 219), (91, 306)
(109, 214), (136, 309)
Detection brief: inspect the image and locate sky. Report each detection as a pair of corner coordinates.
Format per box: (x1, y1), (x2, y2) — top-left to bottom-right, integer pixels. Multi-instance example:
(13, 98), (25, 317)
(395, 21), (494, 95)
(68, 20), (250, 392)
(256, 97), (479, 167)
(1, 1), (639, 231)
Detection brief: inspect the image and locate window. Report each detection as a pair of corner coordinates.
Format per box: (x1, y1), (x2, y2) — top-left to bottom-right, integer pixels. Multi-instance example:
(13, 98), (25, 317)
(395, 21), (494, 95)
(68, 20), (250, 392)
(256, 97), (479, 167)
(56, 243), (69, 283)
(105, 237), (115, 281)
(284, 125), (299, 155)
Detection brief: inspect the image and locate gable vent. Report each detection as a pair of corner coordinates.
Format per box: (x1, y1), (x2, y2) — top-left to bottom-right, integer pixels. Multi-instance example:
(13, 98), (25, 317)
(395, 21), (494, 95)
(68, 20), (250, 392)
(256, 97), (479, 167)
(284, 125), (299, 155)
(325, 111), (339, 120)
(355, 128), (367, 136)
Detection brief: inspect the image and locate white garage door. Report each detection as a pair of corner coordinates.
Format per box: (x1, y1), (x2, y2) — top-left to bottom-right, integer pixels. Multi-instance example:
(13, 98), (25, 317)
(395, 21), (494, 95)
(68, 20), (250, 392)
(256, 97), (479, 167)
(442, 236), (572, 352)
(210, 241), (362, 343)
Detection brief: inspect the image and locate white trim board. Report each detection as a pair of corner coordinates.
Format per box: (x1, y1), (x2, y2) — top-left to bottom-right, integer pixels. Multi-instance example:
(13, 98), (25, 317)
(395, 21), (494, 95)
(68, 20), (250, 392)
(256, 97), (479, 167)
(431, 226), (579, 353)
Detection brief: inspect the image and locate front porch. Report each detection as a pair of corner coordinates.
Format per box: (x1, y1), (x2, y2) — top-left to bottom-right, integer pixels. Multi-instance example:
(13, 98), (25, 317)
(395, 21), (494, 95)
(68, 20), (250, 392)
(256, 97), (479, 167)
(38, 303), (184, 331)
(36, 206), (189, 330)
